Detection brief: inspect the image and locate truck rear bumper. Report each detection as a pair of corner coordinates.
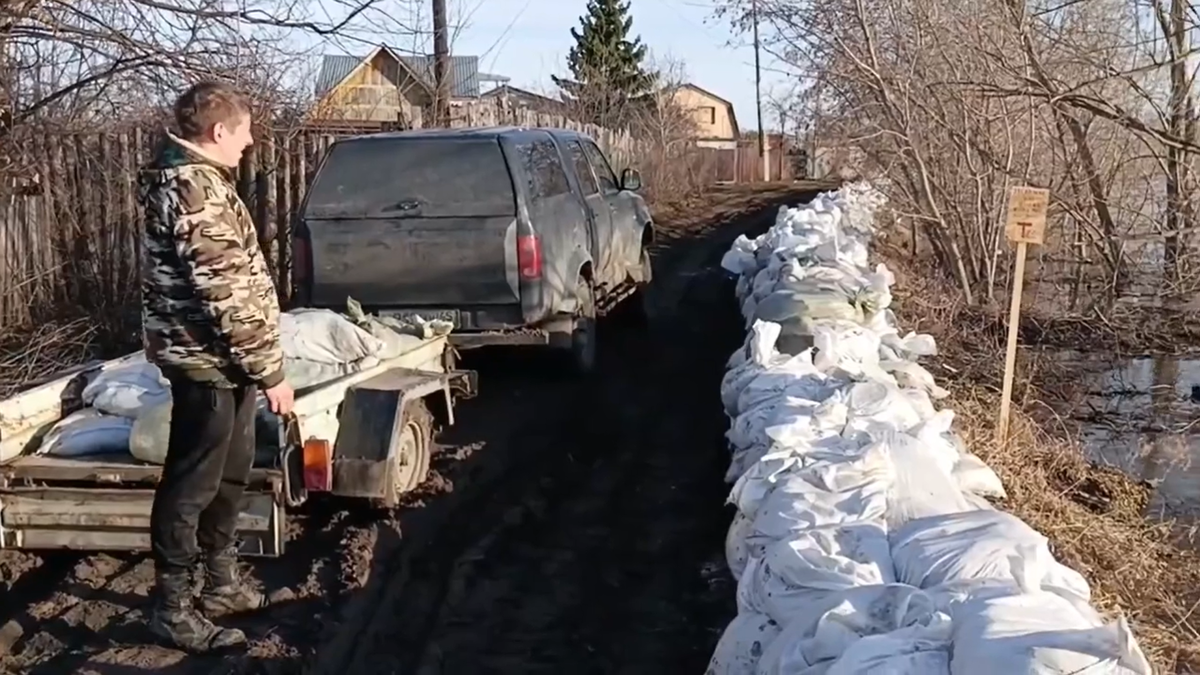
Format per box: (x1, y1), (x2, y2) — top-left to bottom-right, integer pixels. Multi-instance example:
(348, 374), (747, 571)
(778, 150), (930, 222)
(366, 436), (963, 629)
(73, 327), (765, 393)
(449, 329), (551, 348)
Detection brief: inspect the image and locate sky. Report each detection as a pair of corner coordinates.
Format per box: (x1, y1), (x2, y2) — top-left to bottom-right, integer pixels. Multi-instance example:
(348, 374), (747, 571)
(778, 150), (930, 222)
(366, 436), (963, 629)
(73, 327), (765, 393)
(310, 0), (793, 132)
(450, 0), (789, 131)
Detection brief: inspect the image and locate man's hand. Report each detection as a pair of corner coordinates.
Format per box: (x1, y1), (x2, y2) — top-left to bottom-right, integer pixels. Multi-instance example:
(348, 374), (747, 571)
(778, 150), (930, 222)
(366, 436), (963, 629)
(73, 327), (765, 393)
(263, 381), (295, 416)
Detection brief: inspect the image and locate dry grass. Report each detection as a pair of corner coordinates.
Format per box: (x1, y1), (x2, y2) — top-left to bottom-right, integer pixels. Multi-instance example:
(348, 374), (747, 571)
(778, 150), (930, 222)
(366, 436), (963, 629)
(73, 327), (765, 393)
(879, 241), (1200, 673)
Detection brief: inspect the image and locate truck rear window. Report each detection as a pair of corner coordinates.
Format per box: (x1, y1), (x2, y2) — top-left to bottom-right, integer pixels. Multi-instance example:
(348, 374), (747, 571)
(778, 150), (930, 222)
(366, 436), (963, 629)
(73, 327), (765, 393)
(304, 138), (517, 219)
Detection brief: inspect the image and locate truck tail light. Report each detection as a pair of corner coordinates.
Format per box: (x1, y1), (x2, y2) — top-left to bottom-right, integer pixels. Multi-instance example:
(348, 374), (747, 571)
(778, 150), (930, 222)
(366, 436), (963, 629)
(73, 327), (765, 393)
(302, 438), (333, 492)
(517, 234), (543, 280)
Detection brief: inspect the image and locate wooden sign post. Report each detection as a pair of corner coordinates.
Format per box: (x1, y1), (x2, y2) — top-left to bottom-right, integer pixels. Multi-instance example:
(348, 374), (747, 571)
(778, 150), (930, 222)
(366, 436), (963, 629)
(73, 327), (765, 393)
(997, 186), (1049, 444)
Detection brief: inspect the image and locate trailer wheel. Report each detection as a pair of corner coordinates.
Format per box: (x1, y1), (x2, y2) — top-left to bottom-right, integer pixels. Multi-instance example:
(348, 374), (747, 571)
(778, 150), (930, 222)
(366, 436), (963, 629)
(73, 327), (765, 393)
(389, 398), (434, 500)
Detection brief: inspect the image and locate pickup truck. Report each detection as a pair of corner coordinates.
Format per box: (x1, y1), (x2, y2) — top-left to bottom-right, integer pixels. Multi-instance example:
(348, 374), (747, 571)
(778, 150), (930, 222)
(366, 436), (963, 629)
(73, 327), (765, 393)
(0, 333), (475, 557)
(290, 127), (655, 373)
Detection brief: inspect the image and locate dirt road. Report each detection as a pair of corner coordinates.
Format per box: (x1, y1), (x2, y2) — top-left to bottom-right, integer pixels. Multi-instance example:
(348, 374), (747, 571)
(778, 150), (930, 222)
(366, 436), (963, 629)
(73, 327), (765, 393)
(0, 183), (829, 675)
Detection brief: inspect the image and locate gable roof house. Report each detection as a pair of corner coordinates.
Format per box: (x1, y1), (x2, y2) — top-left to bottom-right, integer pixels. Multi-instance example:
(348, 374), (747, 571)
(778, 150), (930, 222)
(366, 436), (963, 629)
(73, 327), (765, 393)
(311, 45), (511, 126)
(669, 83), (740, 149)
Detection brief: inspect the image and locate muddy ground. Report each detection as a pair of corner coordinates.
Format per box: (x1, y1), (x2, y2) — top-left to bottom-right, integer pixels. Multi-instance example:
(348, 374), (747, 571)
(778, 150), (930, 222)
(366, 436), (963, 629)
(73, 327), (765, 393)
(0, 183), (830, 675)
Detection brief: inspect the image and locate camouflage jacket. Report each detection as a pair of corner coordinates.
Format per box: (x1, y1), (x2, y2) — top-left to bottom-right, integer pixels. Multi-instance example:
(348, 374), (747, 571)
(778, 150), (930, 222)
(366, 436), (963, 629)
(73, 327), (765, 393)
(139, 134), (284, 389)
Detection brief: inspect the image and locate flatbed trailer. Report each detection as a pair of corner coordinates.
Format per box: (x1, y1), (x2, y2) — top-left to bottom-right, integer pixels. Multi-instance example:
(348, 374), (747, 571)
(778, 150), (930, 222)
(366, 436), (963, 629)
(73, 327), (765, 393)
(0, 334), (476, 557)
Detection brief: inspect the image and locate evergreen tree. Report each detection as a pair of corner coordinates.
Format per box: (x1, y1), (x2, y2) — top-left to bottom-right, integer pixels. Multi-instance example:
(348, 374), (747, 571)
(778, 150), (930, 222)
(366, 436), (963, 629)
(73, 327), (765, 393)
(552, 0), (656, 126)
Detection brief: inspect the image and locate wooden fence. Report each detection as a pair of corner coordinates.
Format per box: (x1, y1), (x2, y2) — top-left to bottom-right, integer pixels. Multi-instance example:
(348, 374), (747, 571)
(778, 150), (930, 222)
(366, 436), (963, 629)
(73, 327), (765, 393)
(0, 99), (726, 330)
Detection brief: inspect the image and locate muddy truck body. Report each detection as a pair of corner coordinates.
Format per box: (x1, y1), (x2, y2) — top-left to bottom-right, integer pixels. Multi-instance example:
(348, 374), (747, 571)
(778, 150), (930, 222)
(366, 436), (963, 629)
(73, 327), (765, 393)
(0, 334), (476, 557)
(290, 126), (656, 373)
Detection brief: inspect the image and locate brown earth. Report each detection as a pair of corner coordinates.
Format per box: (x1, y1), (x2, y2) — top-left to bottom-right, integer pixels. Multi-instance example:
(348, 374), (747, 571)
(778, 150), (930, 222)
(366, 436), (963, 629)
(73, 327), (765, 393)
(0, 182), (833, 675)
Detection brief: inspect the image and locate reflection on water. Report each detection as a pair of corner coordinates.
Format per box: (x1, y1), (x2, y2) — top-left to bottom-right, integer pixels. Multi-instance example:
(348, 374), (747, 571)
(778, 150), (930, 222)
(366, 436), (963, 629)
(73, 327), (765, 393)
(1057, 350), (1200, 521)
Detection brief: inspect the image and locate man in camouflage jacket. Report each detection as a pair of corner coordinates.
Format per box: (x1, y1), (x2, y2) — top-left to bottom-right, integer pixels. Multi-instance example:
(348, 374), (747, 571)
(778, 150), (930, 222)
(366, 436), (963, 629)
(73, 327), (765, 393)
(139, 81), (294, 652)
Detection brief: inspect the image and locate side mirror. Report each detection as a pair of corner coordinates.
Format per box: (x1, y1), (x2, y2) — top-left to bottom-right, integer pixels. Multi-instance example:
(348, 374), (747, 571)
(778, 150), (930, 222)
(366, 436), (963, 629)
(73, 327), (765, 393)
(620, 168), (642, 192)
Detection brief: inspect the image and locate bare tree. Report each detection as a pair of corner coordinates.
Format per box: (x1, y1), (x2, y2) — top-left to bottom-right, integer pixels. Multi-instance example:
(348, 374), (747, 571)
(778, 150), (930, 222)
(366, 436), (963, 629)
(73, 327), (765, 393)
(713, 0), (1200, 316)
(0, 0), (423, 131)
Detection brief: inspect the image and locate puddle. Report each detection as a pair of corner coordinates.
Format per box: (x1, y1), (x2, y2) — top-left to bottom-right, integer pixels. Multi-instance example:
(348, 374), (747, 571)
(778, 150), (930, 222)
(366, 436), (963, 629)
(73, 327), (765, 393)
(1054, 350), (1200, 522)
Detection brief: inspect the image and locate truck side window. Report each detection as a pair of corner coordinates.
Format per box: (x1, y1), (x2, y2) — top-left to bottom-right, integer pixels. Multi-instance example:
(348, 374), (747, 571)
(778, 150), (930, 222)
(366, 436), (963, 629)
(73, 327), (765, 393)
(582, 141), (618, 193)
(566, 141), (599, 196)
(517, 139), (571, 199)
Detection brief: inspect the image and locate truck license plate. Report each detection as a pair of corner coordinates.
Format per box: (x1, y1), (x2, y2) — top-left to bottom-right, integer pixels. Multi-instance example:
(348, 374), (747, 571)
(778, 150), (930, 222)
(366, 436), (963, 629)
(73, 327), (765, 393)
(386, 309), (461, 326)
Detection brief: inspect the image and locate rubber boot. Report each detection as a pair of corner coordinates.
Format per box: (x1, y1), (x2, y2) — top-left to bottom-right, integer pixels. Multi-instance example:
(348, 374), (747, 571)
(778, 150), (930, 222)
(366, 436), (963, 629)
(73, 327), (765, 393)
(149, 569), (246, 652)
(199, 545), (267, 618)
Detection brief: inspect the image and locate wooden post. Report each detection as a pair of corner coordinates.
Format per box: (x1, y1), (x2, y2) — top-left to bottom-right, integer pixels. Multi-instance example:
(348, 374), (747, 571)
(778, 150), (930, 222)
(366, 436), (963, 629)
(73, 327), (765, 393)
(997, 186), (1050, 443)
(256, 136), (276, 278)
(276, 133), (293, 296)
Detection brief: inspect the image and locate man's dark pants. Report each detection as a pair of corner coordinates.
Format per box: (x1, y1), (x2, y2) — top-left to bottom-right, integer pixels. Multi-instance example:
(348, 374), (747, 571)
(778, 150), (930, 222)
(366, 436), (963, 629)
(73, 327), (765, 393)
(150, 375), (257, 573)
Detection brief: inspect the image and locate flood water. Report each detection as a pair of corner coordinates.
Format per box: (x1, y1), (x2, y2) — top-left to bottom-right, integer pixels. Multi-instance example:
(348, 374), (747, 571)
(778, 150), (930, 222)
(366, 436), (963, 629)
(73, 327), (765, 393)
(1055, 350), (1200, 522)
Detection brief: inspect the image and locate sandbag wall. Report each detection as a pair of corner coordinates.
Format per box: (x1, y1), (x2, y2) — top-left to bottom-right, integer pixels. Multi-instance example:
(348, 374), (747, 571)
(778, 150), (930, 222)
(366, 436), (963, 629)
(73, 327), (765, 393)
(707, 183), (1151, 675)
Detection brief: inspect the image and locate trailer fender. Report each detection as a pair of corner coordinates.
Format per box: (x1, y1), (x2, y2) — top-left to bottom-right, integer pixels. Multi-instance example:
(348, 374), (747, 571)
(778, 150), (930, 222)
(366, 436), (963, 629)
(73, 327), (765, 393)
(317, 368), (476, 506)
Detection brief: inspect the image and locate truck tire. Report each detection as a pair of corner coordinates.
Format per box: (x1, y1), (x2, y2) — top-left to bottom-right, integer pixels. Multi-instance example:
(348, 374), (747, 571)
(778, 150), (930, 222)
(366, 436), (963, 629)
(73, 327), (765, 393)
(570, 276), (598, 374)
(615, 246), (654, 327)
(388, 398), (434, 501)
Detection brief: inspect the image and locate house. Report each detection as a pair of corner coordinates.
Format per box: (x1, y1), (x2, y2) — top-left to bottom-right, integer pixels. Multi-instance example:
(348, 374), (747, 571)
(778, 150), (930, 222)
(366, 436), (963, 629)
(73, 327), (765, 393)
(669, 83), (739, 149)
(480, 84), (566, 114)
(311, 45), (511, 125)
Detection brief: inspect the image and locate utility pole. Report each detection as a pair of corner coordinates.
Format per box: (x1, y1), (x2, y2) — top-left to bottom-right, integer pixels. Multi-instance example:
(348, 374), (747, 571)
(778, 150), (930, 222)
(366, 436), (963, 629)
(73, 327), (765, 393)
(751, 0), (769, 182)
(432, 0), (451, 127)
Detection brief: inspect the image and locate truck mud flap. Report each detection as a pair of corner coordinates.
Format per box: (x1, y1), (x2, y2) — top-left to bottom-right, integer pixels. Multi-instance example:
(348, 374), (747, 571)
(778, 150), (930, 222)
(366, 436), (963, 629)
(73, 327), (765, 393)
(0, 487), (286, 557)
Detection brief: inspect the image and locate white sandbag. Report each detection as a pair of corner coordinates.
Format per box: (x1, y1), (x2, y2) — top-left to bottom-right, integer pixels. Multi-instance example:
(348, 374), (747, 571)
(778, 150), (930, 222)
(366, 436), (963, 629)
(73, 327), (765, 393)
(737, 523), (894, 624)
(726, 510), (756, 581)
(735, 352), (837, 418)
(752, 289), (864, 329)
(810, 323), (887, 380)
(729, 396), (820, 452)
(754, 584), (942, 674)
(722, 235), (761, 276)
(128, 399), (171, 464)
(707, 612), (781, 675)
(728, 449), (808, 519)
(345, 297), (448, 355)
(880, 430), (977, 529)
(81, 360), (171, 418)
(726, 441), (775, 484)
(285, 356), (379, 391)
(906, 410), (961, 475)
(721, 321), (786, 414)
(735, 445), (892, 543)
(280, 308), (386, 365)
(949, 591), (1152, 675)
(842, 380), (927, 439)
(37, 408), (133, 457)
(880, 359), (949, 399)
(952, 452), (1006, 499)
(890, 511), (1091, 599)
(823, 618), (951, 675)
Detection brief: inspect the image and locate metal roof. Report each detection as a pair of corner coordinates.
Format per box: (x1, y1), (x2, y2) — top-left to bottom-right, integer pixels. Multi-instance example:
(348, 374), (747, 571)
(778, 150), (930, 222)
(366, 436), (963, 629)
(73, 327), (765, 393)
(316, 49), (511, 99)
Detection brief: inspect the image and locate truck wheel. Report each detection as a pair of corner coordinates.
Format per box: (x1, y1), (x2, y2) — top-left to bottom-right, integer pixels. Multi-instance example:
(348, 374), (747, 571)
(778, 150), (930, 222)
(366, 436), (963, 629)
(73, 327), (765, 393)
(615, 247), (654, 327)
(570, 277), (598, 374)
(636, 245), (654, 286)
(389, 398), (434, 500)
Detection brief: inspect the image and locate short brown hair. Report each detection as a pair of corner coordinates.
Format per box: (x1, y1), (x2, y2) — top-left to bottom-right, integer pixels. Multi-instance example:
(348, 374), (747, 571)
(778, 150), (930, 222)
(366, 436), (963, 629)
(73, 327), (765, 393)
(174, 81), (250, 141)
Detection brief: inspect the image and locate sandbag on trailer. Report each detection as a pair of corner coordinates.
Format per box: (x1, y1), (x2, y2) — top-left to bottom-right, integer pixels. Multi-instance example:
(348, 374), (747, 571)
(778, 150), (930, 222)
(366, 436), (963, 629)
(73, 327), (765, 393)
(24, 303), (427, 464)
